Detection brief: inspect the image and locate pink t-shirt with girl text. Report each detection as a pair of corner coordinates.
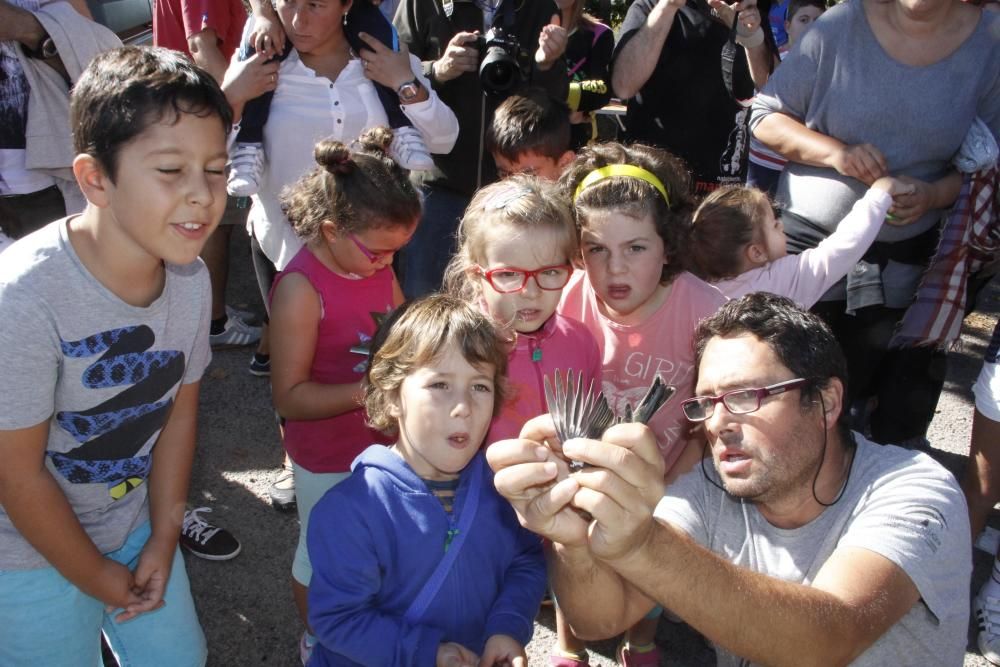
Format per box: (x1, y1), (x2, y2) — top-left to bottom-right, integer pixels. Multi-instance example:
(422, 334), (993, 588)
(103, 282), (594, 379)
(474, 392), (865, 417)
(559, 271), (727, 471)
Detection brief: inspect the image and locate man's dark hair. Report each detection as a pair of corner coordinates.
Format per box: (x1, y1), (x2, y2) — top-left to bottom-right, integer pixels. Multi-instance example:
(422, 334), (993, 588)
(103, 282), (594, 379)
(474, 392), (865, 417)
(694, 292), (850, 438)
(487, 88), (571, 162)
(70, 46), (233, 182)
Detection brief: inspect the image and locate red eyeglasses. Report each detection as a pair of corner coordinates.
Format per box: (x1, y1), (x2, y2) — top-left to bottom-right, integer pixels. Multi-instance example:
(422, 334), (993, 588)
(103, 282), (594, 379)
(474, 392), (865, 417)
(475, 264), (573, 293)
(349, 233), (391, 264)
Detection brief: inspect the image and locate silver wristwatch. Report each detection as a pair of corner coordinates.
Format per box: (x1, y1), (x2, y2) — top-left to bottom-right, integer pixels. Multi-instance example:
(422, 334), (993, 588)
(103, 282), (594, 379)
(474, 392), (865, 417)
(396, 79), (421, 103)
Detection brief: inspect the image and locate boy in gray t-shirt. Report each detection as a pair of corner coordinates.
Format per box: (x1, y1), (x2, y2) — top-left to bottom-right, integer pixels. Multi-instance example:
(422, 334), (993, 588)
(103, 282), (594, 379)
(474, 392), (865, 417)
(0, 46), (232, 665)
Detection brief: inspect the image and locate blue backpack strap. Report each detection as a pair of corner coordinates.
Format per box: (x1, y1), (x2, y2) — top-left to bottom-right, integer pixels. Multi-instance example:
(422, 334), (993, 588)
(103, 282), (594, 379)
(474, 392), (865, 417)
(403, 458), (484, 625)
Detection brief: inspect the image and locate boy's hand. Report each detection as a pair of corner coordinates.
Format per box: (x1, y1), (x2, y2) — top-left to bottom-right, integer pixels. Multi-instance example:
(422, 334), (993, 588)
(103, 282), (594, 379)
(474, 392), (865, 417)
(479, 634), (526, 667)
(249, 13), (287, 59)
(358, 32), (417, 91)
(95, 559), (143, 618)
(437, 641), (479, 667)
(535, 14), (567, 71)
(113, 538), (174, 622)
(433, 32), (479, 83)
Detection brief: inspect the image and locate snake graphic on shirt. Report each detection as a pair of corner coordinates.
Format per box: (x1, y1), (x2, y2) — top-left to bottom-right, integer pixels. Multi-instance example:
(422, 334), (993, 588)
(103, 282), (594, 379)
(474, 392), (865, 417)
(50, 325), (185, 499)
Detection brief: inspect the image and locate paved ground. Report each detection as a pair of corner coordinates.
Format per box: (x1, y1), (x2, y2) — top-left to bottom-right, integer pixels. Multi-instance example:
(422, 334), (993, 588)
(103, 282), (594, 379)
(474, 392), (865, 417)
(181, 227), (1000, 666)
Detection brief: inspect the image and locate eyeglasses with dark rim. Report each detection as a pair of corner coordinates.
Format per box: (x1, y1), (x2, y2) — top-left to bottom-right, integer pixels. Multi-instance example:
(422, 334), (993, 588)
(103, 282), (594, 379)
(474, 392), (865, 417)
(474, 264), (573, 293)
(349, 233), (390, 264)
(681, 378), (811, 422)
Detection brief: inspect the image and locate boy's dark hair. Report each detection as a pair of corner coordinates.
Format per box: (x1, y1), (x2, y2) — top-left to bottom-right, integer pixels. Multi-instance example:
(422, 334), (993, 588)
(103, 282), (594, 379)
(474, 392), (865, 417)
(560, 142), (695, 285)
(71, 46), (233, 182)
(487, 89), (571, 162)
(688, 186), (771, 281)
(280, 127), (422, 244)
(694, 292), (851, 440)
(364, 294), (510, 434)
(786, 0), (826, 21)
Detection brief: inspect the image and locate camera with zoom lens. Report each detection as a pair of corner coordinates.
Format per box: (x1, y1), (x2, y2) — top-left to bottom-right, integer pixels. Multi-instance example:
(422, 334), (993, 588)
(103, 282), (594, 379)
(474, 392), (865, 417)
(475, 27), (523, 96)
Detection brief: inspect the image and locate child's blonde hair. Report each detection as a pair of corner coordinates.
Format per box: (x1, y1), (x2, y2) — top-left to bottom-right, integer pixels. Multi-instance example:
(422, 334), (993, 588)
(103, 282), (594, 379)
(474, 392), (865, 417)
(688, 185), (772, 281)
(561, 142), (694, 285)
(364, 294), (510, 435)
(442, 175), (577, 302)
(279, 127), (421, 245)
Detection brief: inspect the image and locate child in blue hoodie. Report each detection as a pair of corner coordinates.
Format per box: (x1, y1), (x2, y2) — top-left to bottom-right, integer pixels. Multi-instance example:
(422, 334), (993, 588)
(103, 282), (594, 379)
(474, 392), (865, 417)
(306, 294), (547, 667)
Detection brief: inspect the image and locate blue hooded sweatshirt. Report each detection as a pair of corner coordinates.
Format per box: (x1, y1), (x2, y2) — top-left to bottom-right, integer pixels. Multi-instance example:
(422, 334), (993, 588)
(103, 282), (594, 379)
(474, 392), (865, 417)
(306, 445), (547, 666)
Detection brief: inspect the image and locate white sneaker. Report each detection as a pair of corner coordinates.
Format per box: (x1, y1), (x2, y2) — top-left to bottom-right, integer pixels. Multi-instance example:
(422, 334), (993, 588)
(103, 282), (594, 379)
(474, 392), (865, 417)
(210, 314), (262, 349)
(389, 126), (435, 171)
(227, 142), (265, 197)
(976, 590), (1000, 665)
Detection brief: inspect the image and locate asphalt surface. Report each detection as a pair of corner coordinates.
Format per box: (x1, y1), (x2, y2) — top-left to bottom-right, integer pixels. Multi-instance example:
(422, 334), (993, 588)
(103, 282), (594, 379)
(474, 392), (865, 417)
(181, 226), (1000, 666)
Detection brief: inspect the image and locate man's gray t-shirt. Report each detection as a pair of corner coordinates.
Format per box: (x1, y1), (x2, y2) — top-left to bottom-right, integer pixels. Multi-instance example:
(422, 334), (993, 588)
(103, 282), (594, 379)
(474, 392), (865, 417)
(0, 218), (211, 570)
(654, 434), (970, 666)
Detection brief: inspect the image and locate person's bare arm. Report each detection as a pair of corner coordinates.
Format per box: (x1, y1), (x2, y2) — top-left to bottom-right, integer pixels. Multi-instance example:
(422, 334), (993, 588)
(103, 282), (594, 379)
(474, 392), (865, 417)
(0, 421), (142, 614)
(753, 112), (888, 185)
(188, 29), (229, 84)
(611, 0), (684, 100)
(564, 433), (922, 666)
(269, 272), (365, 420)
(0, 0), (90, 80)
(246, 0), (286, 58)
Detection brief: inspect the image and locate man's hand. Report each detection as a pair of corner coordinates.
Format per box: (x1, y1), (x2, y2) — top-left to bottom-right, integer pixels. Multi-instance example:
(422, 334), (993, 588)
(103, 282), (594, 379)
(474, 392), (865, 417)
(486, 415), (590, 547)
(478, 634), (526, 667)
(358, 32), (417, 91)
(114, 538), (174, 622)
(534, 14), (567, 71)
(249, 12), (286, 59)
(437, 641), (479, 667)
(563, 422), (665, 563)
(432, 31), (480, 83)
(828, 143), (888, 185)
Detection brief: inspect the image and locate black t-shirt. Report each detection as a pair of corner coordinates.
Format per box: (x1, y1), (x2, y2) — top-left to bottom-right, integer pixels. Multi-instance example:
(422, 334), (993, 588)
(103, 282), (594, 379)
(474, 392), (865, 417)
(612, 0), (754, 192)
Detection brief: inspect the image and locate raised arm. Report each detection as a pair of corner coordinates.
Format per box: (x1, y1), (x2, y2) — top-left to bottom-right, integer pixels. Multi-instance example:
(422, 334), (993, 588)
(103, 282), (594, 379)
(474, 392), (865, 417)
(611, 0), (684, 100)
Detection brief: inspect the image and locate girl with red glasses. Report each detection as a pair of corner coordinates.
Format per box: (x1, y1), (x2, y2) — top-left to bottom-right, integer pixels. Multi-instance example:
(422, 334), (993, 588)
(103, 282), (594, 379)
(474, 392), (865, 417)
(443, 175), (601, 444)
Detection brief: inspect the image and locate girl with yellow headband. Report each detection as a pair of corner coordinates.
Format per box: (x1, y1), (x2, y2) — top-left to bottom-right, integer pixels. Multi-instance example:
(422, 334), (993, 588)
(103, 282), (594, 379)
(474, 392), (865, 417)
(551, 142), (727, 666)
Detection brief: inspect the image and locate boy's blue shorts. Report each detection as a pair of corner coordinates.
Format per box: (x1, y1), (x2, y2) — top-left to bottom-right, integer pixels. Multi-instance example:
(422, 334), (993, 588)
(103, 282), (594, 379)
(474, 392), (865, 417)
(0, 520), (207, 667)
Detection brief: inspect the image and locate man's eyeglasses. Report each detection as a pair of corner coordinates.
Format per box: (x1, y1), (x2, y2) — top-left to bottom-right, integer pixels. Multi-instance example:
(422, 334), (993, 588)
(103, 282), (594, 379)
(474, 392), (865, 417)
(681, 378), (811, 422)
(475, 265), (573, 293)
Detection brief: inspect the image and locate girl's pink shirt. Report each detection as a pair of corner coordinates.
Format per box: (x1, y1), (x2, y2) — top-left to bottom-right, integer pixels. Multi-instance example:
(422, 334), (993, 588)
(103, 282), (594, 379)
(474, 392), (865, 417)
(558, 270), (727, 471)
(271, 246), (395, 473)
(485, 312), (603, 444)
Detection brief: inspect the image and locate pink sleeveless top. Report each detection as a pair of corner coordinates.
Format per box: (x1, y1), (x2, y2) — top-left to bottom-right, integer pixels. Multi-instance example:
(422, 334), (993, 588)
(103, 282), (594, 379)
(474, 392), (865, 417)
(272, 247), (394, 472)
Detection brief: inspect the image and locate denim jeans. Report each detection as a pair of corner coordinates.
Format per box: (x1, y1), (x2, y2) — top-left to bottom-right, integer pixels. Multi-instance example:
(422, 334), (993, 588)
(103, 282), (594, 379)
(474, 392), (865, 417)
(400, 185), (470, 299)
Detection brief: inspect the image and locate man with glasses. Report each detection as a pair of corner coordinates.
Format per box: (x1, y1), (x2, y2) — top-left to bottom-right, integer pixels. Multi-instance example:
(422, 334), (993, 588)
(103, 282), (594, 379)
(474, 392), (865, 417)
(488, 292), (970, 665)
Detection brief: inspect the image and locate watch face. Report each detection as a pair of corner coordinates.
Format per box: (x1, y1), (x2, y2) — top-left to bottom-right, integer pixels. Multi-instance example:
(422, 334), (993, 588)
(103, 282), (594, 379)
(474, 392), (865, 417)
(398, 82), (420, 101)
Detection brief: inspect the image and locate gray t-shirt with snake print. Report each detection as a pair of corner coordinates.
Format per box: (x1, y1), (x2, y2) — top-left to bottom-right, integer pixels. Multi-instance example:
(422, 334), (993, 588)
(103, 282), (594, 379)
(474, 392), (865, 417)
(0, 218), (210, 570)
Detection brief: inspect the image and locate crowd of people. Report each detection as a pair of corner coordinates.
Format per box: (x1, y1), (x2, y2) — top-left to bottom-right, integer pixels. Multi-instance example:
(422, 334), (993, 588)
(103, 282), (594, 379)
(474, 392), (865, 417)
(0, 0), (998, 665)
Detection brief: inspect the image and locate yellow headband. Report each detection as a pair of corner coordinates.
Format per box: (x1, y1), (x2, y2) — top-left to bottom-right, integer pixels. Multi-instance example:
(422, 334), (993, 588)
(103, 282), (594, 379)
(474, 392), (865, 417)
(573, 164), (671, 207)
